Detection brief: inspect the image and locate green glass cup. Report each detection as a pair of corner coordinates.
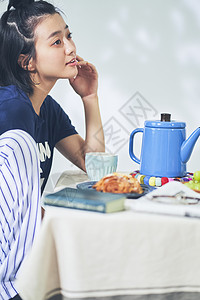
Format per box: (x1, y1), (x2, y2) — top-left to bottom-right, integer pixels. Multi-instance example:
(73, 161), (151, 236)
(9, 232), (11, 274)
(85, 152), (118, 181)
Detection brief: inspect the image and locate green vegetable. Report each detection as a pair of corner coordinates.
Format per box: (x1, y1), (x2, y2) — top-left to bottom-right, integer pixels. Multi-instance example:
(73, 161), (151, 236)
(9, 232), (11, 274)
(193, 171), (200, 182)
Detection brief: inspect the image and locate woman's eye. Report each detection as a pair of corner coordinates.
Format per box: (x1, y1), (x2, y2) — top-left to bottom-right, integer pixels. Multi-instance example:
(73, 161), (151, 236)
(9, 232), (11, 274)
(68, 32), (73, 39)
(53, 39), (61, 45)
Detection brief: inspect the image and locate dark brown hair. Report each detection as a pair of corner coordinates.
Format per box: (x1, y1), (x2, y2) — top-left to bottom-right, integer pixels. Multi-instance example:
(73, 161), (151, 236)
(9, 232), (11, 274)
(0, 0), (59, 95)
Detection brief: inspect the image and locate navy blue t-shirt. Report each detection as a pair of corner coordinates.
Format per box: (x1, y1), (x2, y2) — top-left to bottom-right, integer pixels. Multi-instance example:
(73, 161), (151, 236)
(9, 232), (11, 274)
(0, 85), (78, 193)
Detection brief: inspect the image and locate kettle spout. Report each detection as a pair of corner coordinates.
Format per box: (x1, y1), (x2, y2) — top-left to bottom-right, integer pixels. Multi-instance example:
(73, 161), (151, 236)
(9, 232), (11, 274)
(181, 127), (200, 163)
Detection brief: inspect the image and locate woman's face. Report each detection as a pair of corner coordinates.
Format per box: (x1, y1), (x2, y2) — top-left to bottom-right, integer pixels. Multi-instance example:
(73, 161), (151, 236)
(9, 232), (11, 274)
(33, 13), (78, 83)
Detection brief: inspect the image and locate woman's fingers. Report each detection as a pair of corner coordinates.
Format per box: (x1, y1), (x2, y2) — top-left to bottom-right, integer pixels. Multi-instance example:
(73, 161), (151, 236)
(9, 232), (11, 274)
(76, 54), (84, 61)
(76, 55), (90, 68)
(75, 54), (98, 75)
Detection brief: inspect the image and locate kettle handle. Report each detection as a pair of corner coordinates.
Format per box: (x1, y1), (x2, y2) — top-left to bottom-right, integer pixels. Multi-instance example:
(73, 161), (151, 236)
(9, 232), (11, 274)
(129, 128), (144, 164)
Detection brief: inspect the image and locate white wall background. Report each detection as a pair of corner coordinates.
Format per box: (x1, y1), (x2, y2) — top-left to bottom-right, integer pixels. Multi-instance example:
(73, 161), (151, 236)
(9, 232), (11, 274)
(1, 0), (200, 191)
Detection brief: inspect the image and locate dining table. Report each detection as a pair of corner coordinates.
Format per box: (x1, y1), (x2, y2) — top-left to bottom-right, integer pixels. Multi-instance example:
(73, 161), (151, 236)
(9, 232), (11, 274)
(15, 170), (200, 300)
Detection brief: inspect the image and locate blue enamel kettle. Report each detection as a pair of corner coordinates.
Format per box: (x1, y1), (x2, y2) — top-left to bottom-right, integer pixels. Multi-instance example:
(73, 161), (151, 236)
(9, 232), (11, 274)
(129, 113), (200, 177)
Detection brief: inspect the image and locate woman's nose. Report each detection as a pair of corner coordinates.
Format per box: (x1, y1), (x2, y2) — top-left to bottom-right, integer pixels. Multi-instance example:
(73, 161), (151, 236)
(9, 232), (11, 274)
(64, 38), (76, 56)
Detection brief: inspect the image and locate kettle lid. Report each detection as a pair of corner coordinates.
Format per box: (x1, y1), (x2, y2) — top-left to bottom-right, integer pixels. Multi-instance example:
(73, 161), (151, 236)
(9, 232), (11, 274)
(145, 113), (186, 129)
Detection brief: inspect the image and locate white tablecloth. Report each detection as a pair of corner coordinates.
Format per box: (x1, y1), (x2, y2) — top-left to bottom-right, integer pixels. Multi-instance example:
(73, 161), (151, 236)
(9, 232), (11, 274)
(16, 171), (200, 300)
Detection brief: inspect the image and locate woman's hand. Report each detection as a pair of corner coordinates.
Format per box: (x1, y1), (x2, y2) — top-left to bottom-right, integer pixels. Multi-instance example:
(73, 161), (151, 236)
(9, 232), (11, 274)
(69, 55), (98, 100)
(58, 56), (105, 167)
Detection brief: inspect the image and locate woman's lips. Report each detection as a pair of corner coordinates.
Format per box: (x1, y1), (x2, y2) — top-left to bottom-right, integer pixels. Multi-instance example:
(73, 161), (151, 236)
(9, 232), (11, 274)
(66, 58), (78, 66)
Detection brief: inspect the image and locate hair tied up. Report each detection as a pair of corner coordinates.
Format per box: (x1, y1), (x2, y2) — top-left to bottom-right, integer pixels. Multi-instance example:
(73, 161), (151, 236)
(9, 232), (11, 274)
(7, 0), (35, 11)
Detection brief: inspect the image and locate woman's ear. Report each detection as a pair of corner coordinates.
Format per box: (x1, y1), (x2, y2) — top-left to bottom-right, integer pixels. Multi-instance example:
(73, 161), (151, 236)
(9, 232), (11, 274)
(18, 54), (36, 71)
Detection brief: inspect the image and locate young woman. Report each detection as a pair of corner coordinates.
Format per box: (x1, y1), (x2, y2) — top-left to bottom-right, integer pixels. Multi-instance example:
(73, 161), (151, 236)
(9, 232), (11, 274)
(0, 0), (105, 194)
(0, 0), (105, 299)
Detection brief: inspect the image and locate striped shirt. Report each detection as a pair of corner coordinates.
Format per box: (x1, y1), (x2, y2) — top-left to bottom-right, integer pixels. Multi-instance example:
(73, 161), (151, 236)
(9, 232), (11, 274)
(0, 130), (41, 300)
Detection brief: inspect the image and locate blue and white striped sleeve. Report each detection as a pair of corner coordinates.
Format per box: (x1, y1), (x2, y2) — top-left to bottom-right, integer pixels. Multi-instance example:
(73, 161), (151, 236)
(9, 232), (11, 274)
(0, 130), (41, 300)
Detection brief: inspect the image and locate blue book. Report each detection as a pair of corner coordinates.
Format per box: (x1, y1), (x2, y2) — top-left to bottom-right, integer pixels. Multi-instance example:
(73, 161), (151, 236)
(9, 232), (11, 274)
(44, 187), (125, 213)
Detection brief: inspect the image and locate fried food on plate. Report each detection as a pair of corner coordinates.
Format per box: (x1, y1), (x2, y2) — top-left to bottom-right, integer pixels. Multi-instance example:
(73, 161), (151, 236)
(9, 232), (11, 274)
(93, 173), (143, 194)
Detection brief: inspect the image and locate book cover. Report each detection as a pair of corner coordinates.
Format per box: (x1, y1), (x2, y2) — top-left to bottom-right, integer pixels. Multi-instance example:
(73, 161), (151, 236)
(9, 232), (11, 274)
(44, 187), (125, 213)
